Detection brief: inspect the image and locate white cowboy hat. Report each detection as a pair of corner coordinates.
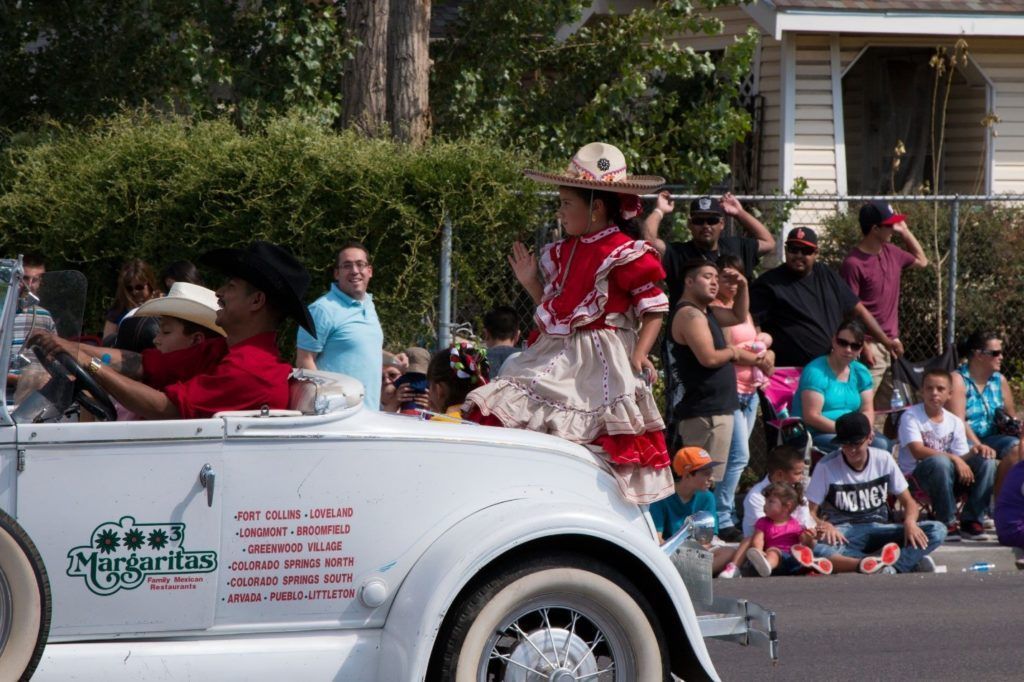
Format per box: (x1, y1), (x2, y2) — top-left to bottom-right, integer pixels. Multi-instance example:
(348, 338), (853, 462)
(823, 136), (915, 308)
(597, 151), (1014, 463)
(134, 282), (227, 336)
(523, 142), (665, 195)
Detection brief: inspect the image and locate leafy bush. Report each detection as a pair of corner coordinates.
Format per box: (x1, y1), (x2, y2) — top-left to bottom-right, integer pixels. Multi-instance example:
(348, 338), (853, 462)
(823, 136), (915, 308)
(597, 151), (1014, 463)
(0, 113), (544, 352)
(817, 200), (1024, 367)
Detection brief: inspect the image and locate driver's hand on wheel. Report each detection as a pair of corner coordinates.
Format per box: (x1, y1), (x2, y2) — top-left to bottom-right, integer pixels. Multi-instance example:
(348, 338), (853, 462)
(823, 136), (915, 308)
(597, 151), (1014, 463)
(26, 331), (74, 360)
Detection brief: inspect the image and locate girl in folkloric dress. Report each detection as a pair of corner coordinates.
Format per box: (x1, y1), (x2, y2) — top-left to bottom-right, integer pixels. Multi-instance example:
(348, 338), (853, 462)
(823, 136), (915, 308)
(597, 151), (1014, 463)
(463, 142), (674, 503)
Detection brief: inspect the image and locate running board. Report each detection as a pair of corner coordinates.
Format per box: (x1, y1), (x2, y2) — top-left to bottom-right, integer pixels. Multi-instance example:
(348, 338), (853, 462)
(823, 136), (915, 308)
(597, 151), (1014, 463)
(697, 596), (779, 662)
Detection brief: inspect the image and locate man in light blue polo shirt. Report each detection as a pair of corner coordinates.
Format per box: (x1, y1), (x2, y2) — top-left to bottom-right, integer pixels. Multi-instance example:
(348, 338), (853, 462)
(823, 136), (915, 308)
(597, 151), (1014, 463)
(296, 241), (384, 408)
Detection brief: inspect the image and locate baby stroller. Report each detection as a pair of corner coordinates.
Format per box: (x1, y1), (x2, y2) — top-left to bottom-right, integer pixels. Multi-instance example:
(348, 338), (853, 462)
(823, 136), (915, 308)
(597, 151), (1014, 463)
(756, 370), (824, 471)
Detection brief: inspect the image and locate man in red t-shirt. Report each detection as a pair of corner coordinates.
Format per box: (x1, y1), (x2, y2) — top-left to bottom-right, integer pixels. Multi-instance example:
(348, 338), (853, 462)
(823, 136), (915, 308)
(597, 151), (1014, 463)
(33, 242), (317, 420)
(841, 201), (928, 414)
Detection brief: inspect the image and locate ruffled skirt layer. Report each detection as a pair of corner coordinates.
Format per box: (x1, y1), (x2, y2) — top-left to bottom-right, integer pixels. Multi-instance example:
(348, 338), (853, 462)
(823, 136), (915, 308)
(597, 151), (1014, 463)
(464, 328), (673, 503)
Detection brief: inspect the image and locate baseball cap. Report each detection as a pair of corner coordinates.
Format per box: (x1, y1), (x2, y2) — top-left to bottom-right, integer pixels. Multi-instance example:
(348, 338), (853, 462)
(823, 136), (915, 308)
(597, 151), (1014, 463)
(785, 226), (818, 249)
(859, 200), (906, 231)
(831, 412), (873, 445)
(690, 196), (723, 216)
(672, 447), (722, 477)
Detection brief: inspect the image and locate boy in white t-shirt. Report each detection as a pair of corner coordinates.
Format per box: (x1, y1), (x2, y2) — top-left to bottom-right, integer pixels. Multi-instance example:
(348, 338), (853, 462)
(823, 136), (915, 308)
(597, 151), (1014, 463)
(809, 412), (946, 573)
(898, 368), (996, 542)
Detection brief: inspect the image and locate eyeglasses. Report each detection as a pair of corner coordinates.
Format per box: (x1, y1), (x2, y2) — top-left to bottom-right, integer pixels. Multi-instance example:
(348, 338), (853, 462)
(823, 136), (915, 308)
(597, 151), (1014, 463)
(691, 217), (722, 227)
(979, 349), (1003, 358)
(835, 337), (864, 351)
(785, 244), (817, 256)
(127, 283), (149, 292)
(338, 261), (370, 272)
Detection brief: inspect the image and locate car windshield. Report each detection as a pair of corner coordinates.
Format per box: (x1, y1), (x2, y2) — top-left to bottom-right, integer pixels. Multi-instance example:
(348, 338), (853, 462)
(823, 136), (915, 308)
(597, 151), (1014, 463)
(4, 267), (88, 423)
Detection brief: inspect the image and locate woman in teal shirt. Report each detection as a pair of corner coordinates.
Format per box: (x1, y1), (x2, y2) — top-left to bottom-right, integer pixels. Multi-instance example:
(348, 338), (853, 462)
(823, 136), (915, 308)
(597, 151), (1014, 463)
(793, 318), (890, 453)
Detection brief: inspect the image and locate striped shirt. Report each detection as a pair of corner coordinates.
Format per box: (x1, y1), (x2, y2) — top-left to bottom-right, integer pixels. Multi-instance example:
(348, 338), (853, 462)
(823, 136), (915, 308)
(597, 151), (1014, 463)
(9, 305), (57, 375)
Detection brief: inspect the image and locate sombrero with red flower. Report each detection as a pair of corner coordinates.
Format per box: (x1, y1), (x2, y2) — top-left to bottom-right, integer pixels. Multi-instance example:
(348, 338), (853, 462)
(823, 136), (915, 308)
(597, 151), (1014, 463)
(524, 142), (665, 195)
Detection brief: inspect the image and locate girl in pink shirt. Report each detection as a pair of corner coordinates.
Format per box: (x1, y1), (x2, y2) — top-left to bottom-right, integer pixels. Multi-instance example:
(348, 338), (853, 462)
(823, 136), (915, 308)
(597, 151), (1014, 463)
(721, 482), (832, 577)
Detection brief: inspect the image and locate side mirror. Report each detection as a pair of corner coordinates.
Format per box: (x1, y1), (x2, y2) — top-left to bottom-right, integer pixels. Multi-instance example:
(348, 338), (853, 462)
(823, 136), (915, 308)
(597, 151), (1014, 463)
(661, 510), (716, 554)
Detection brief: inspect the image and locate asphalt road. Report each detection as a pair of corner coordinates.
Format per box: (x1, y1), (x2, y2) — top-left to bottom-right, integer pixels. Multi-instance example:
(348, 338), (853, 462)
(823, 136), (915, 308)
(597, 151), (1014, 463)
(706, 569), (1024, 680)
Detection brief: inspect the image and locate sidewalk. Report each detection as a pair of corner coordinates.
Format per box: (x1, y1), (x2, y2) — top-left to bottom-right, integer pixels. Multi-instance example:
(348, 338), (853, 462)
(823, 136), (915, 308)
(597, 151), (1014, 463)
(930, 538), (1024, 573)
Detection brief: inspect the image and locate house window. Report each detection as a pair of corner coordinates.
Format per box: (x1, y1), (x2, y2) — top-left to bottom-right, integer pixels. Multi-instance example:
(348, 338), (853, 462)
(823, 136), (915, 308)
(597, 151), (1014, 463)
(842, 46), (989, 195)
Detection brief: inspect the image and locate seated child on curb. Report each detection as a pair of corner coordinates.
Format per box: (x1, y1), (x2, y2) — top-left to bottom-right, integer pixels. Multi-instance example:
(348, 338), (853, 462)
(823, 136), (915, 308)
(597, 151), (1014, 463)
(742, 445), (814, 537)
(722, 482), (831, 577)
(650, 447), (733, 576)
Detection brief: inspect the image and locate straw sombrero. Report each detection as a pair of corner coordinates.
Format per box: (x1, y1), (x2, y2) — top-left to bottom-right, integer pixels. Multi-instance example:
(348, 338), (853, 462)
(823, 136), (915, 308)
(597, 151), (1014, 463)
(134, 282), (227, 336)
(523, 142), (665, 195)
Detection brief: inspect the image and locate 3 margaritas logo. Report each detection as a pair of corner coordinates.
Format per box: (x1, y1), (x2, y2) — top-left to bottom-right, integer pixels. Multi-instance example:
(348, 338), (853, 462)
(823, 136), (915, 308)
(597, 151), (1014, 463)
(67, 516), (218, 596)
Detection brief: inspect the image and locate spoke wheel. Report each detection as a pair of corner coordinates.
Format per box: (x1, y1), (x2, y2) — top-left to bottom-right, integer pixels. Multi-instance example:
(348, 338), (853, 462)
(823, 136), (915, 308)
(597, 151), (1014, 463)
(483, 602), (631, 681)
(0, 509), (51, 681)
(431, 553), (668, 682)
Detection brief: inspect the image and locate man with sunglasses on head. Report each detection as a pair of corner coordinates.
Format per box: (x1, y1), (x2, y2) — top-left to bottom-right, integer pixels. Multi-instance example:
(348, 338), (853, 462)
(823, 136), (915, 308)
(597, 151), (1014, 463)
(749, 227), (900, 392)
(296, 240), (383, 409)
(840, 201), (928, 417)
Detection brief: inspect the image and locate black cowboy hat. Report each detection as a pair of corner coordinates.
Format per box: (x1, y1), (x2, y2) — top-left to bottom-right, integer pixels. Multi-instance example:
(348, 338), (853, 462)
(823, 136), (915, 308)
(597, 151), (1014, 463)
(200, 241), (317, 338)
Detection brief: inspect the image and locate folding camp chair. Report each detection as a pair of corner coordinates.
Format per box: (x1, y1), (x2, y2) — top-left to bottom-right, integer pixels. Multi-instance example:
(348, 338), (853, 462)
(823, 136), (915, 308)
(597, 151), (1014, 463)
(883, 346), (959, 438)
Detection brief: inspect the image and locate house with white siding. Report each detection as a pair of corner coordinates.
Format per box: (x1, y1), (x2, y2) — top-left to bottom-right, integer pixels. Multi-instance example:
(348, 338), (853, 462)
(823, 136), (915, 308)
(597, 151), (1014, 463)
(584, 1), (1024, 200)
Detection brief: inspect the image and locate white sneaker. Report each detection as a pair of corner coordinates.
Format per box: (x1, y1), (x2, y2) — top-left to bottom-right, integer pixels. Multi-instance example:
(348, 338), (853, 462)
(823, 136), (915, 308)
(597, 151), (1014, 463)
(983, 517), (996, 531)
(915, 555), (937, 573)
(746, 548), (773, 577)
(718, 562), (739, 579)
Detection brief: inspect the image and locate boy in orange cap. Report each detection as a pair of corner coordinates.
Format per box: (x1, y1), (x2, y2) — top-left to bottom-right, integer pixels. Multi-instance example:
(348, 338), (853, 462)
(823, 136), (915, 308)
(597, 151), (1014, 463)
(650, 446), (734, 575)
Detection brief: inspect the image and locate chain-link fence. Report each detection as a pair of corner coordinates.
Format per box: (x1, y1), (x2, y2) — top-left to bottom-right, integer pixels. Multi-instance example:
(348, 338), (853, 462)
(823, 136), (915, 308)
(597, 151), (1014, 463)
(435, 192), (1024, 479)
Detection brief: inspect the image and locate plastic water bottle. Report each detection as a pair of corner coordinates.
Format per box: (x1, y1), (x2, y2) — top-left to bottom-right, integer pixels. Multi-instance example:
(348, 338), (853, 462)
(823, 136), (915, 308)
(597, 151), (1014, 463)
(890, 385), (906, 412)
(962, 562), (995, 573)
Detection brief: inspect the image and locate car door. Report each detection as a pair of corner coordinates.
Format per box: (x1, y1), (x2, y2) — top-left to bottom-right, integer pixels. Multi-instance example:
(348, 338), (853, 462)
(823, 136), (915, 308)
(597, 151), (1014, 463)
(15, 418), (224, 637)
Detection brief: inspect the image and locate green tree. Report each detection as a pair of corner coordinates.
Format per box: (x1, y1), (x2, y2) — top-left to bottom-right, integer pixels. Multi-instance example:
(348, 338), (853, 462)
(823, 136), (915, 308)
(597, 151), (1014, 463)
(0, 1), (350, 129)
(430, 0), (757, 189)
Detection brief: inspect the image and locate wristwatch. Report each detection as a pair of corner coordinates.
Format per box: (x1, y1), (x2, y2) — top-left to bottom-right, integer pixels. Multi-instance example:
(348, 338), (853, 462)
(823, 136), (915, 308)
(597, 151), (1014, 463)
(87, 357), (103, 375)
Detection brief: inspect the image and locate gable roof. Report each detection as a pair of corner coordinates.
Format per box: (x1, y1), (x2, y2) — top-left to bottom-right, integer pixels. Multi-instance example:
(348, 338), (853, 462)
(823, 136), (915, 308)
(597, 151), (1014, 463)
(769, 1), (1024, 11)
(748, 0), (1024, 38)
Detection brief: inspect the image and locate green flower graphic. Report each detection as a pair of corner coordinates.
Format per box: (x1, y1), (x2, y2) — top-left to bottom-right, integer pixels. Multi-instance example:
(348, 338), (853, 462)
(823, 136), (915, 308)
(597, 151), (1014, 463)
(95, 529), (120, 554)
(123, 529), (145, 551)
(147, 529), (168, 550)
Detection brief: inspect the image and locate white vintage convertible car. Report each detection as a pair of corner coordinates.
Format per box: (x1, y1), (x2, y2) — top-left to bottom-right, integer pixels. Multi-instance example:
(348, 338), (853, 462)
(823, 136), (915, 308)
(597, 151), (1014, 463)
(0, 259), (775, 681)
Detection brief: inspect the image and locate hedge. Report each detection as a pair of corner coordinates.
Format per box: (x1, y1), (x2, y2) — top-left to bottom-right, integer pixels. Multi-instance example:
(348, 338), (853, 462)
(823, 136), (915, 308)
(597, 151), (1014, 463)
(817, 200), (1024, 370)
(0, 114), (545, 352)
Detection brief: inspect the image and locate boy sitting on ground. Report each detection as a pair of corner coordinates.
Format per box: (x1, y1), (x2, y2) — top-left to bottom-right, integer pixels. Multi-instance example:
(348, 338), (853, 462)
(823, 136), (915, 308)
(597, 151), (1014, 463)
(809, 412), (946, 574)
(651, 446), (733, 576)
(897, 368), (996, 541)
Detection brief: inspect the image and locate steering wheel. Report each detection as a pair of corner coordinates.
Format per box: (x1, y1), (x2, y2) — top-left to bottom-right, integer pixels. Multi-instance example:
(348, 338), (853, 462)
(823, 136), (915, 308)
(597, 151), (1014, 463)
(32, 347), (117, 421)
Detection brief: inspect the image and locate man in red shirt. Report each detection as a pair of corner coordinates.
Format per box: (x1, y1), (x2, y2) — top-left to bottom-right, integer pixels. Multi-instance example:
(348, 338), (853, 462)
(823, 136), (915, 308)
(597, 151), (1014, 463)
(33, 242), (316, 419)
(841, 201), (928, 414)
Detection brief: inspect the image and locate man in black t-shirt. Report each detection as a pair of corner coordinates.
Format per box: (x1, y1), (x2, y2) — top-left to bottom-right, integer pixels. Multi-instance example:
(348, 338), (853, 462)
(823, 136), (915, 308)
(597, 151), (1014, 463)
(749, 227), (901, 368)
(642, 193), (776, 308)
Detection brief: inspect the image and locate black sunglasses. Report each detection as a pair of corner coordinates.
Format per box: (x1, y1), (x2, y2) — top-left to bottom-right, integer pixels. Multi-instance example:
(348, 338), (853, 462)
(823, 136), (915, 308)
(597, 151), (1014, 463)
(691, 217), (722, 227)
(785, 244), (817, 256)
(127, 283), (149, 292)
(835, 337), (864, 351)
(979, 349), (1003, 358)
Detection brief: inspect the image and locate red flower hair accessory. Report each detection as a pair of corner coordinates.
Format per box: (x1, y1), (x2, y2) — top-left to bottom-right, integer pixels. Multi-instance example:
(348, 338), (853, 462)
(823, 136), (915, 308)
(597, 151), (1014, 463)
(618, 193), (643, 221)
(449, 342), (490, 386)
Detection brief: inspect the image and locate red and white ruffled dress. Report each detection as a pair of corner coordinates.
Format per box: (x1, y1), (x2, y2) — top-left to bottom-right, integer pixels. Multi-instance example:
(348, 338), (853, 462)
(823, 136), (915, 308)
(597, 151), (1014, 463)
(464, 226), (674, 503)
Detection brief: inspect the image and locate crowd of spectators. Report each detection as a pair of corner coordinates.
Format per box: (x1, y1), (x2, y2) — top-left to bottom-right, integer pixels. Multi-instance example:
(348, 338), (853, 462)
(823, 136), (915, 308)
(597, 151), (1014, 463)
(646, 197), (1022, 576)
